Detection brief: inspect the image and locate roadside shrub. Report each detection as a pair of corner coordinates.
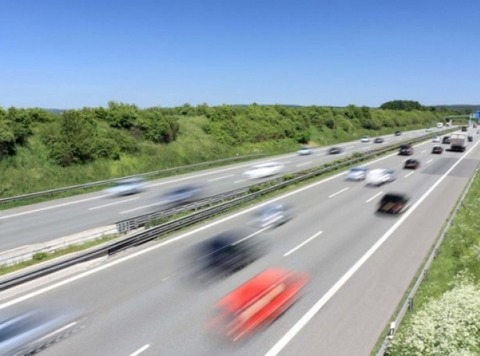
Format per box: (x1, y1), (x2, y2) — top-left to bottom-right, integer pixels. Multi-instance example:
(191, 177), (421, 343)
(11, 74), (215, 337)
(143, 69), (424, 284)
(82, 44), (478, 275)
(388, 281), (480, 355)
(32, 251), (48, 261)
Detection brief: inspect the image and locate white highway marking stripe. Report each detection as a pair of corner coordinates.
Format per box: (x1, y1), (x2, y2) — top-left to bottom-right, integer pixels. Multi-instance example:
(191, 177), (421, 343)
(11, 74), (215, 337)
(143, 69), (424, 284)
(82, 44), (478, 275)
(404, 171), (414, 178)
(88, 197), (139, 211)
(366, 191), (383, 203)
(345, 146), (355, 149)
(207, 174), (234, 182)
(265, 138), (480, 356)
(426, 159), (433, 164)
(234, 179), (246, 184)
(232, 227), (269, 245)
(130, 344), (150, 356)
(328, 187), (349, 198)
(296, 161), (312, 167)
(421, 150), (426, 154)
(0, 195), (108, 220)
(0, 138), (439, 311)
(284, 231), (322, 257)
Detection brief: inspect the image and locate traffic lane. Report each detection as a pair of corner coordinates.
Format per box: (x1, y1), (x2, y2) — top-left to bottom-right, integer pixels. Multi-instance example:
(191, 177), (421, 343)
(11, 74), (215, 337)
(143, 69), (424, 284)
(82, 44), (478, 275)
(0, 129), (440, 251)
(0, 127), (433, 219)
(262, 142), (480, 356)
(0, 131), (458, 342)
(276, 171), (477, 356)
(1, 181), (463, 353)
(9, 147), (464, 354)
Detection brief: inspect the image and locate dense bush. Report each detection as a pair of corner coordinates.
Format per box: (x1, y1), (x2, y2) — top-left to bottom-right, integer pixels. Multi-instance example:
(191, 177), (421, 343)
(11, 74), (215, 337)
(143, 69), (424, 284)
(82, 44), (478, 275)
(0, 107), (53, 158)
(388, 281), (480, 355)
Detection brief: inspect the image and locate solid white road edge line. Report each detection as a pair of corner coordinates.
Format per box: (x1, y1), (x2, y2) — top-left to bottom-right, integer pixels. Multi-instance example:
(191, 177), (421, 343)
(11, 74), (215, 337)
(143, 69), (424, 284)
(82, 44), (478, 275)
(284, 231), (323, 257)
(0, 138), (435, 310)
(130, 344), (150, 356)
(264, 138), (480, 356)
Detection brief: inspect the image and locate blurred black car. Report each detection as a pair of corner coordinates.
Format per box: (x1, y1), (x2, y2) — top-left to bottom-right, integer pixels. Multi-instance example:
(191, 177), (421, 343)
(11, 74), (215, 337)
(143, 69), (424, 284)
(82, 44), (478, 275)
(328, 147), (343, 154)
(461, 126), (468, 132)
(193, 230), (264, 282)
(398, 144), (413, 155)
(442, 136), (450, 144)
(0, 308), (82, 355)
(394, 131), (402, 136)
(377, 193), (410, 214)
(431, 146), (443, 154)
(468, 135), (473, 142)
(374, 137), (384, 143)
(404, 159), (420, 169)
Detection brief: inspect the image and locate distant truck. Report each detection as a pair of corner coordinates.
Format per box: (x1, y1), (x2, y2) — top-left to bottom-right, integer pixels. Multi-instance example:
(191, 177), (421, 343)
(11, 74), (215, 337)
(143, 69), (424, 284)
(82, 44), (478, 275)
(449, 133), (467, 152)
(436, 122), (444, 128)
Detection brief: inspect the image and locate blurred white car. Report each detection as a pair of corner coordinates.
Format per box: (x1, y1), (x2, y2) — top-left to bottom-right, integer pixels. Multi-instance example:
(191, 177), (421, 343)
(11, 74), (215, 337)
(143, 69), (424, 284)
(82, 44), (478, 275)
(105, 177), (146, 196)
(250, 204), (294, 228)
(347, 166), (368, 181)
(366, 168), (396, 186)
(432, 136), (441, 143)
(243, 162), (284, 179)
(361, 136), (370, 143)
(297, 146), (313, 155)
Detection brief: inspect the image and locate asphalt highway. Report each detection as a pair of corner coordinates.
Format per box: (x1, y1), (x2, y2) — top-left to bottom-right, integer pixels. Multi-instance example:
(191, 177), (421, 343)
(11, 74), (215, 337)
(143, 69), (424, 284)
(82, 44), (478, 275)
(0, 127), (478, 355)
(0, 128), (435, 252)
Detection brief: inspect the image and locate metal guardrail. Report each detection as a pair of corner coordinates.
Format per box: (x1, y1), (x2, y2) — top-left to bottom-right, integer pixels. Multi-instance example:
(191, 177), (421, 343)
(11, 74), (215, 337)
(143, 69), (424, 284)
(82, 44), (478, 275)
(0, 154), (265, 204)
(375, 166), (479, 355)
(0, 130), (458, 291)
(115, 187), (251, 233)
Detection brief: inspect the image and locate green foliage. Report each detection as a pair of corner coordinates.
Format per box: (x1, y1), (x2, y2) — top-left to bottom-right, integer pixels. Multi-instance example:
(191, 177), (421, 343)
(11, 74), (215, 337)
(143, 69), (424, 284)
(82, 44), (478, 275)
(388, 282), (480, 355)
(43, 110), (98, 166)
(380, 100), (426, 111)
(32, 251), (48, 261)
(0, 102), (461, 197)
(385, 172), (480, 355)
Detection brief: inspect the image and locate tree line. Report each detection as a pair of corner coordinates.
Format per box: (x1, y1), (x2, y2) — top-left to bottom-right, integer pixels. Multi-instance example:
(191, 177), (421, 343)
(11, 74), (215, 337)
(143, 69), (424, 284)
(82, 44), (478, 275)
(0, 101), (460, 166)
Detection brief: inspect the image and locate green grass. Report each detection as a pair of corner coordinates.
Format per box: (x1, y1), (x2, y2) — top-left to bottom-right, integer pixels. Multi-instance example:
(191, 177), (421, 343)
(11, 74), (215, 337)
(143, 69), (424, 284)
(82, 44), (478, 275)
(372, 168), (480, 355)
(0, 234), (120, 276)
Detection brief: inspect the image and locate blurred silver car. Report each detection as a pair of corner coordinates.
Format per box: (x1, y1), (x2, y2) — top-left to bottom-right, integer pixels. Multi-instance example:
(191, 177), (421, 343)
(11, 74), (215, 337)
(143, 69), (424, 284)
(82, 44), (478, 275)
(161, 185), (204, 206)
(366, 168), (396, 186)
(105, 177), (146, 196)
(0, 308), (82, 355)
(250, 204), (294, 229)
(297, 146), (313, 155)
(243, 162), (284, 179)
(346, 166), (368, 181)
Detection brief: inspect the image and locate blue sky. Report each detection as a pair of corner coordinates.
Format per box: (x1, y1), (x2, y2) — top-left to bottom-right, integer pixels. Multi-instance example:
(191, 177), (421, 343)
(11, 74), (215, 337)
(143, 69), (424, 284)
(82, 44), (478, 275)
(1, 0), (479, 109)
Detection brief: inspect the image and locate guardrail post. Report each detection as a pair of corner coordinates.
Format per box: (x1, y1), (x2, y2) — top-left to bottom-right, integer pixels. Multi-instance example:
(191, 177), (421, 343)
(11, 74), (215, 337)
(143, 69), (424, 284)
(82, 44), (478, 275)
(408, 297), (414, 311)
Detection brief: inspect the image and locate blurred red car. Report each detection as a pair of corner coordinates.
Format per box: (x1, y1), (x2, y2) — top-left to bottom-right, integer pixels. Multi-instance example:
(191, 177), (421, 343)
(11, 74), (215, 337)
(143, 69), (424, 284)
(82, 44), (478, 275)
(208, 268), (309, 341)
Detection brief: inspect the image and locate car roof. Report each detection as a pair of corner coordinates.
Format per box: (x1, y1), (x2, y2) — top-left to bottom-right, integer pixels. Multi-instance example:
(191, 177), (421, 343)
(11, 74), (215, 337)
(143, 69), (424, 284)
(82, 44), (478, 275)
(382, 192), (410, 200)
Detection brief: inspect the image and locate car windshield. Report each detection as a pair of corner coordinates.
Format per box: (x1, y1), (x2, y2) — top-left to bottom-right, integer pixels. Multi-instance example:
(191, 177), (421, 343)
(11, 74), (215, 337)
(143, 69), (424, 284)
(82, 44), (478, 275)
(350, 167), (365, 172)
